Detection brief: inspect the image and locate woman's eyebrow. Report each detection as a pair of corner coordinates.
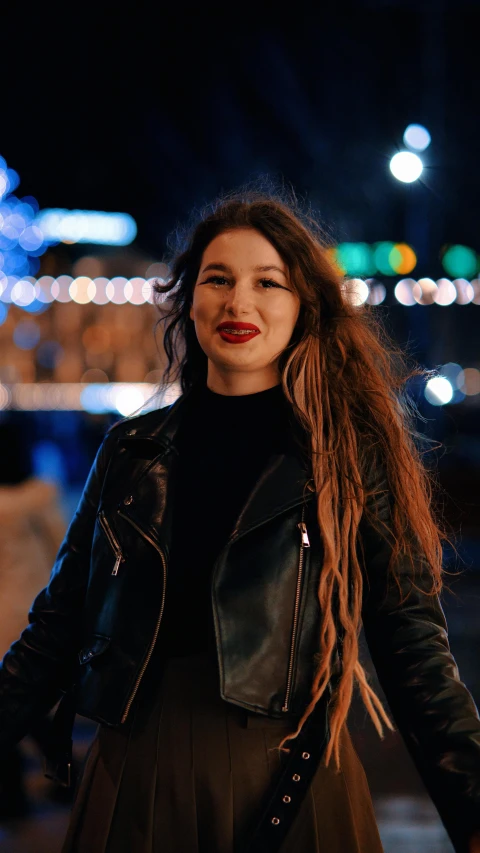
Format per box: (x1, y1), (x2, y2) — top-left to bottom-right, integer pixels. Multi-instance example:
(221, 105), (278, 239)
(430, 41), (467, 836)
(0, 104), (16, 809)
(200, 262), (287, 277)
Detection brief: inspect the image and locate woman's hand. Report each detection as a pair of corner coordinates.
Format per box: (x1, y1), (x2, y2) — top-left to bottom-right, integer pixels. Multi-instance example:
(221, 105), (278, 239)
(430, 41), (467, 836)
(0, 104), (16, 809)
(469, 831), (480, 852)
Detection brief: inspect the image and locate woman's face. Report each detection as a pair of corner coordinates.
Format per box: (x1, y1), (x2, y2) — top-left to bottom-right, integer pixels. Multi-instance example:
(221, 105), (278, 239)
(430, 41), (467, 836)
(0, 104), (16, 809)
(190, 228), (300, 394)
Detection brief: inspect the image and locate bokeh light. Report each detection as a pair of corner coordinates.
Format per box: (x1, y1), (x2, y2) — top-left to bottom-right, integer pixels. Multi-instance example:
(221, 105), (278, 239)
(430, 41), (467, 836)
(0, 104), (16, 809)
(394, 278), (416, 306)
(413, 278), (437, 305)
(13, 320), (41, 350)
(454, 278), (474, 305)
(457, 368), (480, 396)
(389, 243), (417, 274)
(366, 280), (386, 305)
(69, 276), (96, 304)
(389, 151), (423, 183)
(35, 209), (137, 246)
(442, 245), (478, 279)
(424, 376), (454, 406)
(434, 278), (456, 306)
(403, 124), (431, 152)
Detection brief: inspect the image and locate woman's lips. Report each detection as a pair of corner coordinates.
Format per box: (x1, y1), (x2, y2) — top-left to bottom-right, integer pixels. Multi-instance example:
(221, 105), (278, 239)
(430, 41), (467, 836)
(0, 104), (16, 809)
(217, 323), (261, 344)
(218, 329), (260, 344)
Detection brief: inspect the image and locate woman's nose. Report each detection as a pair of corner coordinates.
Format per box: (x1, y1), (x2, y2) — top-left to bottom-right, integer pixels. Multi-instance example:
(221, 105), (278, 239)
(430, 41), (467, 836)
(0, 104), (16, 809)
(224, 283), (254, 315)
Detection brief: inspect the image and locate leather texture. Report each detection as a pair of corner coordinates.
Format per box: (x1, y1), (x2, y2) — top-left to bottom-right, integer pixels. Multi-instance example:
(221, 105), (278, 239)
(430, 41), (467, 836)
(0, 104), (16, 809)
(0, 388), (479, 851)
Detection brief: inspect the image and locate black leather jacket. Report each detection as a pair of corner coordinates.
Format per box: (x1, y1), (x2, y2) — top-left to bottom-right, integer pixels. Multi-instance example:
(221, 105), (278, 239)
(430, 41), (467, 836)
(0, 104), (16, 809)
(0, 390), (479, 851)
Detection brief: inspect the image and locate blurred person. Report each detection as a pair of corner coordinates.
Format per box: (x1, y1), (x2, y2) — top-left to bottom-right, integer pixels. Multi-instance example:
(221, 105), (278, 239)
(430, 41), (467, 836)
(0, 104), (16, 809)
(0, 421), (66, 818)
(0, 191), (479, 853)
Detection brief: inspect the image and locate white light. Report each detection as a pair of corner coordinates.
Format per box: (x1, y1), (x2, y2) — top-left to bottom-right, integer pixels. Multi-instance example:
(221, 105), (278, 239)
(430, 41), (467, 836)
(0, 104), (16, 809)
(424, 376), (454, 406)
(35, 209), (137, 246)
(125, 277), (148, 305)
(471, 279), (480, 305)
(92, 277), (109, 305)
(106, 276), (128, 304)
(434, 278), (456, 306)
(69, 276), (96, 304)
(51, 275), (73, 303)
(453, 278), (474, 305)
(366, 281), (386, 305)
(344, 278), (369, 306)
(112, 385), (146, 416)
(0, 383), (11, 410)
(389, 151), (423, 183)
(403, 124), (431, 152)
(394, 278), (416, 306)
(35, 276), (55, 303)
(413, 278), (437, 305)
(11, 278), (36, 306)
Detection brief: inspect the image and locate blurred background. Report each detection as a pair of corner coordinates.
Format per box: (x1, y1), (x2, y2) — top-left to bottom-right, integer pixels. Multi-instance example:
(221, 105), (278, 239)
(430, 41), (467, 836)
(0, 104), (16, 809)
(0, 2), (479, 851)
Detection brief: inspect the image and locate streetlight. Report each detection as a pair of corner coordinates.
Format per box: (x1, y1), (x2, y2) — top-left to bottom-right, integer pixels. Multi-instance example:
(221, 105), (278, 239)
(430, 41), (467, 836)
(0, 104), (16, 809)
(389, 151), (424, 183)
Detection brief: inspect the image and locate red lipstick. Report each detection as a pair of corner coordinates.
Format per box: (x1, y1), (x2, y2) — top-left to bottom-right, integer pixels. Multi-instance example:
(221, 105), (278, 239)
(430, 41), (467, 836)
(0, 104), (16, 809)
(217, 321), (261, 344)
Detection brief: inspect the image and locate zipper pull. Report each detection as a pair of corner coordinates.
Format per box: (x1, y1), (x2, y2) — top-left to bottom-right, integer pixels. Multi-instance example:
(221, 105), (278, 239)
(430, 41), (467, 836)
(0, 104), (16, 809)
(298, 522), (310, 548)
(112, 554), (123, 576)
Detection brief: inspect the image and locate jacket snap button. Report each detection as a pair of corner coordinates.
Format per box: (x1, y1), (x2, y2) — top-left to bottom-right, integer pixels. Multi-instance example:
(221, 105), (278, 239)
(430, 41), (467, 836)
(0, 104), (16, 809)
(302, 752), (310, 760)
(123, 495), (133, 506)
(292, 773), (301, 782)
(282, 795), (291, 804)
(271, 817), (280, 825)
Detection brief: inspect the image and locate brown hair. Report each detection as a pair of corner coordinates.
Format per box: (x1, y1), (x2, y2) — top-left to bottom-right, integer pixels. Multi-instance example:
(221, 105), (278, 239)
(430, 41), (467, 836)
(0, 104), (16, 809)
(153, 188), (446, 768)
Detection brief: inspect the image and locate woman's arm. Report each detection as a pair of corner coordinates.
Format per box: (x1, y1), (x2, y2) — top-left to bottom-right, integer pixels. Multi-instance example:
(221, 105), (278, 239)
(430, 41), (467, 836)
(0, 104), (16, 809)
(0, 433), (114, 749)
(360, 468), (480, 853)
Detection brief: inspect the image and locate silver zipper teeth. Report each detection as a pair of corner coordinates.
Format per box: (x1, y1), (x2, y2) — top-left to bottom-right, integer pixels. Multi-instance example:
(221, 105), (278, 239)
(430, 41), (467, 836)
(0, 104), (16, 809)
(99, 512), (124, 576)
(282, 506), (310, 712)
(118, 511), (167, 724)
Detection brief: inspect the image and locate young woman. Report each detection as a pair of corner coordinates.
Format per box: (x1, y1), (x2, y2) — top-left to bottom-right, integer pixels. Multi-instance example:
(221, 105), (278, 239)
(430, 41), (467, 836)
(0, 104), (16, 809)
(0, 193), (479, 853)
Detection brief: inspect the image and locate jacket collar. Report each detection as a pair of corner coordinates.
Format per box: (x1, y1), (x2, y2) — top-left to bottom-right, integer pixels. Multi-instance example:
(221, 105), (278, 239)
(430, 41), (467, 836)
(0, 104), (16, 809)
(118, 387), (314, 544)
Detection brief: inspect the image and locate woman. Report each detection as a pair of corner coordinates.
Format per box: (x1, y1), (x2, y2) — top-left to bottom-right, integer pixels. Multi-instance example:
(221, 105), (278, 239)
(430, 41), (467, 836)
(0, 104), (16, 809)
(0, 192), (479, 853)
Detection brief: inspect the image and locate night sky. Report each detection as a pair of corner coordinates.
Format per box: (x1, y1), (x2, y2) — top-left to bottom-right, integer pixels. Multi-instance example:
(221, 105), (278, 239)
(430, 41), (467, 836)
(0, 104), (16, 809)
(1, 1), (479, 267)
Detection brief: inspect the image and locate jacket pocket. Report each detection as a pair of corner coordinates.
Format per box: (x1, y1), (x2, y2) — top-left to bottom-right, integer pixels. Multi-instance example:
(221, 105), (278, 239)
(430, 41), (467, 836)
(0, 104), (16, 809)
(78, 635), (111, 666)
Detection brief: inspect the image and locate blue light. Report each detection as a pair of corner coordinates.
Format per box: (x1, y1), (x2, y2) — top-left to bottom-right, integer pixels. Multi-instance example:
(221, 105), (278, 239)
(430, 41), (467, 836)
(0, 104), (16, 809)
(36, 340), (63, 368)
(0, 303), (8, 325)
(22, 298), (49, 315)
(13, 320), (41, 349)
(0, 155), (47, 285)
(403, 124), (431, 152)
(32, 441), (64, 483)
(80, 383), (112, 414)
(19, 225), (44, 252)
(6, 169), (20, 192)
(20, 195), (39, 214)
(35, 209), (137, 246)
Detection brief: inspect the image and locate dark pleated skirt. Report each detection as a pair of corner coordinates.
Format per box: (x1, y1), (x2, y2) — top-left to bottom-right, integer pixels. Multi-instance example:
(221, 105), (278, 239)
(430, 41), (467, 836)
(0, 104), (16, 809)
(62, 653), (384, 853)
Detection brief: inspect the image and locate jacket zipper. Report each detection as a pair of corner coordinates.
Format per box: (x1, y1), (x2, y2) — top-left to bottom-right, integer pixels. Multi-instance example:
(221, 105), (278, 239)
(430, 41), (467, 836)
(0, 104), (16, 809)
(99, 512), (124, 576)
(282, 506), (310, 712)
(117, 510), (167, 724)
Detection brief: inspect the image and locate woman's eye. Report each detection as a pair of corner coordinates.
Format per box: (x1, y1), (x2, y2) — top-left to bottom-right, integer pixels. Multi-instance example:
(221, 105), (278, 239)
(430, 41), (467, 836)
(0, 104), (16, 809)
(259, 279), (282, 289)
(204, 276), (229, 286)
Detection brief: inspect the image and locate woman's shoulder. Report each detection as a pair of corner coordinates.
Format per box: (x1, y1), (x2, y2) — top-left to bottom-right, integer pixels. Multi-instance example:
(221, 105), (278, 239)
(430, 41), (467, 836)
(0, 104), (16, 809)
(105, 390), (187, 445)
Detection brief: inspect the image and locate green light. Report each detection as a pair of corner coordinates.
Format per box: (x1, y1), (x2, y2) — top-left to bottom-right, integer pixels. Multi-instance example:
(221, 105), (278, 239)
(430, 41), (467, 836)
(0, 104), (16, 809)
(442, 245), (478, 279)
(373, 242), (396, 276)
(335, 243), (375, 276)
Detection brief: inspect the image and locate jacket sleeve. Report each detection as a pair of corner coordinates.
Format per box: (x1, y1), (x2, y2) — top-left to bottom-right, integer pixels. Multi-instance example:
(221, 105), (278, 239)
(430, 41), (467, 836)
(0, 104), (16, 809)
(360, 466), (480, 853)
(0, 432), (114, 749)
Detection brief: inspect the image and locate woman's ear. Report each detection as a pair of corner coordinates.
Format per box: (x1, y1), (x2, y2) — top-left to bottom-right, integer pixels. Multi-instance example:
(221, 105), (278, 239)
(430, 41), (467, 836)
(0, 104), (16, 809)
(189, 303), (194, 321)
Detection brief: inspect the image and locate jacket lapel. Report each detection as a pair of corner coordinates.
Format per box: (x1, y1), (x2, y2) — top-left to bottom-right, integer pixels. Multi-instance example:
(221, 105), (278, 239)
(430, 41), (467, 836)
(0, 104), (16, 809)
(115, 389), (313, 552)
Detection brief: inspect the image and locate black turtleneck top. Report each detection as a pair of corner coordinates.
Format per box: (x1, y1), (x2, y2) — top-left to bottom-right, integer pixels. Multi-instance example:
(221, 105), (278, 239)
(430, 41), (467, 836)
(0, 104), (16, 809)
(157, 383), (297, 658)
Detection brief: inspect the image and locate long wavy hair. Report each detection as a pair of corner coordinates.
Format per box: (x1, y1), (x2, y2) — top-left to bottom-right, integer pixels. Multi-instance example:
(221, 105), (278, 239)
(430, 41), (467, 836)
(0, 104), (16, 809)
(153, 188), (446, 769)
